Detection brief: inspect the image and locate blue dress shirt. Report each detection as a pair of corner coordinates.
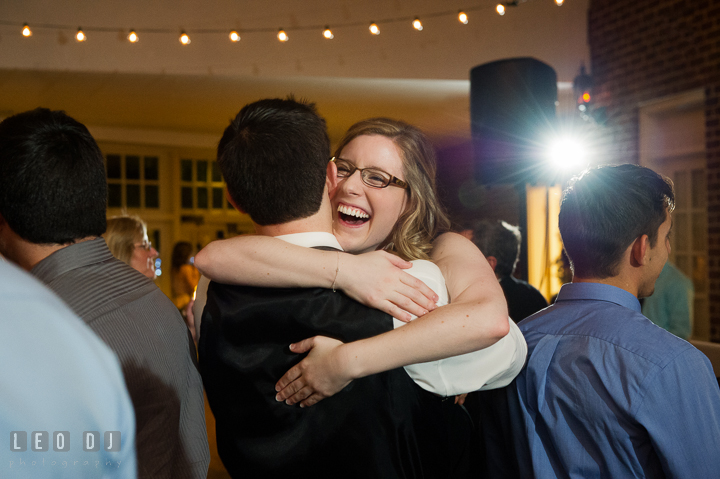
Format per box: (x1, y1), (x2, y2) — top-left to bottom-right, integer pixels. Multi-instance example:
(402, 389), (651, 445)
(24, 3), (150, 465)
(510, 282), (720, 478)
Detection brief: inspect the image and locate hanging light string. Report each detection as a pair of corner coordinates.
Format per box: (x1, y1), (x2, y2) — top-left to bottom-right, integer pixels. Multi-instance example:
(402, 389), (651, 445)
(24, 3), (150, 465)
(0, 0), (556, 43)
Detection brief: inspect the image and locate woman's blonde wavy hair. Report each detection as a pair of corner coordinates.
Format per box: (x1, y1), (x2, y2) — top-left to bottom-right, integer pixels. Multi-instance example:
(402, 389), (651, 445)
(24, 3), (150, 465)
(104, 215), (147, 265)
(333, 118), (450, 261)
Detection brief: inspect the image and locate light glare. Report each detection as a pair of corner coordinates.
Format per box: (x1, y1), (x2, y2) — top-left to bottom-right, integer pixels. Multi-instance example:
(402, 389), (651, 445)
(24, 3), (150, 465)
(323, 27), (334, 39)
(496, 4), (506, 15)
(556, 0), (564, 5)
(180, 31), (190, 44)
(547, 138), (586, 169)
(229, 31), (240, 42)
(128, 30), (138, 43)
(76, 28), (86, 42)
(369, 23), (380, 35)
(413, 18), (423, 31)
(458, 12), (469, 24)
(22, 24), (32, 37)
(277, 29), (288, 42)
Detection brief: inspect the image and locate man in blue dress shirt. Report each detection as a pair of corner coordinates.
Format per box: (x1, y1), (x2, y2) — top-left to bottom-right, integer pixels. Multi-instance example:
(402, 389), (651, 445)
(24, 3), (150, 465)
(507, 164), (720, 478)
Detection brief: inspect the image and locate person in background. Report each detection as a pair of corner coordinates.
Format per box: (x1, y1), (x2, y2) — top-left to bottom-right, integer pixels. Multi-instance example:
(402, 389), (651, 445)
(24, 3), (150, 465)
(641, 261), (694, 339)
(0, 108), (209, 479)
(1, 259), (137, 478)
(171, 241), (200, 311)
(502, 164), (720, 478)
(105, 215), (158, 280)
(470, 220), (548, 322)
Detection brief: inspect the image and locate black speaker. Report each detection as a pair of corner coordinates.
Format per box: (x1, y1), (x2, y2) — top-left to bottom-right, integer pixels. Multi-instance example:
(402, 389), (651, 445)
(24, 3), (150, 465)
(470, 58), (557, 185)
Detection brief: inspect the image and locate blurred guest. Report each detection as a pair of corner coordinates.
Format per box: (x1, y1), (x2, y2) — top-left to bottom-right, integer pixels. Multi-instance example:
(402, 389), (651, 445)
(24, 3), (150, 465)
(470, 220), (548, 322)
(642, 261), (694, 339)
(171, 241), (200, 311)
(105, 215), (158, 279)
(1, 259), (137, 478)
(0, 108), (209, 479)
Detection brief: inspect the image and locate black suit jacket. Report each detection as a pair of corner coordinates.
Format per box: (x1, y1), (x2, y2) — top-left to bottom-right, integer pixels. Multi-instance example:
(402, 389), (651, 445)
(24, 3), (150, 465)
(199, 281), (459, 479)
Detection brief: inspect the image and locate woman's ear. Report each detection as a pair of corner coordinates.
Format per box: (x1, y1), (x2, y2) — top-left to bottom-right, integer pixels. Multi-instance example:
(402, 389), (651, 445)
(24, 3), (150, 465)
(326, 160), (339, 194)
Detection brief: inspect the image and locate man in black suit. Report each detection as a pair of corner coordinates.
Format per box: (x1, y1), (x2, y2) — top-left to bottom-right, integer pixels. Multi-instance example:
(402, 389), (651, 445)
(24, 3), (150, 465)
(199, 98), (468, 478)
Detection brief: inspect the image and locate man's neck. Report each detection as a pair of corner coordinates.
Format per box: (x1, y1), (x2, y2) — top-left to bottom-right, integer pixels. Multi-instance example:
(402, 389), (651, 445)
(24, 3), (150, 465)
(2, 236), (96, 272)
(254, 196), (334, 237)
(572, 275), (639, 298)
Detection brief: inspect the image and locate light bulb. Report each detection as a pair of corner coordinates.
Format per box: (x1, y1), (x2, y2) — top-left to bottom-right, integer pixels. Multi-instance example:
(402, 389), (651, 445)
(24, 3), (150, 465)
(128, 30), (138, 43)
(229, 31), (240, 42)
(556, 0), (564, 5)
(369, 23), (380, 35)
(22, 24), (32, 37)
(277, 29), (288, 42)
(179, 31), (190, 45)
(412, 18), (423, 31)
(496, 4), (506, 15)
(76, 28), (86, 42)
(458, 12), (468, 24)
(323, 27), (334, 39)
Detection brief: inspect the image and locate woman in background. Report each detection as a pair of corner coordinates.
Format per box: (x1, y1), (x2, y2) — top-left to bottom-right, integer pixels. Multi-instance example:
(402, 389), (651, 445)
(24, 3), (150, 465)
(171, 241), (200, 311)
(104, 215), (158, 280)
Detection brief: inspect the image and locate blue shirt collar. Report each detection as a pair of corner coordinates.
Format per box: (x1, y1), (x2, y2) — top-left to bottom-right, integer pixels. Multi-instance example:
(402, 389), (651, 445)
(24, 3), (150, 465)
(556, 282), (641, 313)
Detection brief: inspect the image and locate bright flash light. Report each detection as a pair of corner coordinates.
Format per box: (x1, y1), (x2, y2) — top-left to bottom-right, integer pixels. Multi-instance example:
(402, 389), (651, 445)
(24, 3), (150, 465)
(76, 28), (86, 42)
(22, 24), (32, 37)
(229, 31), (240, 42)
(128, 30), (138, 43)
(277, 29), (288, 42)
(556, 0), (564, 5)
(458, 12), (468, 24)
(496, 4), (506, 15)
(369, 23), (380, 35)
(582, 92), (591, 102)
(323, 27), (334, 39)
(413, 18), (423, 31)
(180, 31), (190, 44)
(547, 138), (586, 169)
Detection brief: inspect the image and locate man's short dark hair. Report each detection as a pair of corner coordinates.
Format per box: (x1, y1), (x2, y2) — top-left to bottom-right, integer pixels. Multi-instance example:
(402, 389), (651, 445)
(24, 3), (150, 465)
(559, 164), (674, 279)
(0, 108), (107, 244)
(217, 97), (330, 226)
(471, 220), (521, 278)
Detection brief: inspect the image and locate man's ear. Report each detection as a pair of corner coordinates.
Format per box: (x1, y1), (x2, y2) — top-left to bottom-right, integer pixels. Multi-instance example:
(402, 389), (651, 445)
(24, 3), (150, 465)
(326, 160), (339, 195)
(225, 191), (245, 214)
(630, 234), (649, 267)
(486, 255), (498, 272)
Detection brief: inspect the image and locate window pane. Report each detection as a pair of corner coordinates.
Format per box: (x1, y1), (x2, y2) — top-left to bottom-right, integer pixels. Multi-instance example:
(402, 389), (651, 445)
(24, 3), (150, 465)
(181, 159), (193, 182)
(693, 254), (708, 293)
(145, 185), (159, 208)
(145, 156), (159, 180)
(197, 187), (208, 209)
(674, 213), (689, 252)
(212, 162), (222, 182)
(212, 188), (224, 209)
(692, 212), (707, 252)
(675, 255), (691, 278)
(126, 155), (140, 180)
(691, 169), (706, 208)
(126, 184), (140, 207)
(181, 187), (193, 209)
(197, 160), (208, 182)
(108, 183), (122, 207)
(674, 171), (688, 208)
(106, 155), (121, 179)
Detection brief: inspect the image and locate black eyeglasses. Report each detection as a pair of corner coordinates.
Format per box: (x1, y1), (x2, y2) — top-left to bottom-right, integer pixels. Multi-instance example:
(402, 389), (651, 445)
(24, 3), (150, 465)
(330, 157), (408, 190)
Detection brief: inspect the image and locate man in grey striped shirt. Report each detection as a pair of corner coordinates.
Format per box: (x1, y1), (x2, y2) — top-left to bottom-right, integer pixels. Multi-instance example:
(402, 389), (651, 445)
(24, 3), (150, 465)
(0, 108), (209, 478)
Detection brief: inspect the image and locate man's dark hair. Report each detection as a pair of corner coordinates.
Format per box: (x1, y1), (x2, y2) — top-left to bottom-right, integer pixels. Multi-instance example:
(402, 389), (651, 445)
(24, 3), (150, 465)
(471, 220), (521, 278)
(217, 97), (330, 226)
(0, 108), (107, 244)
(558, 164), (674, 279)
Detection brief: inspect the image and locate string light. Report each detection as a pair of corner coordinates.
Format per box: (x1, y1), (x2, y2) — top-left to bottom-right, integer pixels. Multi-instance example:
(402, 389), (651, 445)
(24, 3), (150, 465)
(458, 11), (469, 24)
(369, 22), (380, 35)
(323, 26), (334, 39)
(76, 27), (86, 42)
(556, 0), (564, 4)
(22, 23), (32, 37)
(412, 18), (423, 31)
(229, 30), (240, 42)
(277, 29), (288, 42)
(128, 29), (138, 43)
(496, 4), (506, 15)
(179, 31), (190, 45)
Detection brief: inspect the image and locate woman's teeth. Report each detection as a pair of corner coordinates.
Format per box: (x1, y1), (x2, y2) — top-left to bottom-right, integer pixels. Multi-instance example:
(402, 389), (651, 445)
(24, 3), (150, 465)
(338, 204), (369, 219)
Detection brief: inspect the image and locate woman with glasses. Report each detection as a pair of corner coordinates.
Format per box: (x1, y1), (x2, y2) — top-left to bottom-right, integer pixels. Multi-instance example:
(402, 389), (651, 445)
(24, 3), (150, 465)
(105, 215), (158, 280)
(196, 118), (523, 404)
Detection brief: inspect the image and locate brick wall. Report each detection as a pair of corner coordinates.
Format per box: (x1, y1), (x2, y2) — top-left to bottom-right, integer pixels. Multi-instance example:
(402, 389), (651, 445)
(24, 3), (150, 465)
(589, 0), (720, 340)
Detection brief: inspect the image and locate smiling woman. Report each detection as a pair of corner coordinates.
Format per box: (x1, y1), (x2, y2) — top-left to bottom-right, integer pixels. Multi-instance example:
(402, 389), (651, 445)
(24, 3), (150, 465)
(104, 215), (159, 280)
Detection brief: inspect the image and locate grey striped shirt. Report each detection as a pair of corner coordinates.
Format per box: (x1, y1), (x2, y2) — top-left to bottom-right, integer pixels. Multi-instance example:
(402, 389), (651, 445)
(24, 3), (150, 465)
(32, 238), (209, 479)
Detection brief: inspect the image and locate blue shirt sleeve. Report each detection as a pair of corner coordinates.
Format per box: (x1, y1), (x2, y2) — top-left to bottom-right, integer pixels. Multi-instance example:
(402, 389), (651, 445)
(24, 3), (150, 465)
(635, 347), (720, 478)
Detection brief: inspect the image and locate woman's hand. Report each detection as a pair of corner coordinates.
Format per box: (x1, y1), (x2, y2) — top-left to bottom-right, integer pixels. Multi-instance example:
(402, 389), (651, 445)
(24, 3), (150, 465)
(275, 336), (352, 407)
(337, 251), (438, 322)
